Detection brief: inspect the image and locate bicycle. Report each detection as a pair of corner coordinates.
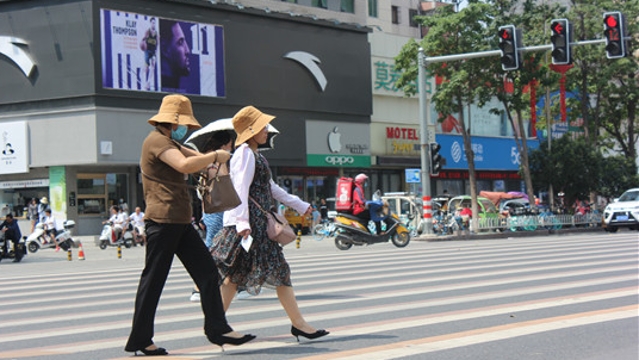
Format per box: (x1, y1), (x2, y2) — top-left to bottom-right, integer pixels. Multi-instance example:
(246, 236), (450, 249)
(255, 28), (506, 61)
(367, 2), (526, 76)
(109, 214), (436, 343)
(538, 210), (562, 231)
(312, 219), (337, 241)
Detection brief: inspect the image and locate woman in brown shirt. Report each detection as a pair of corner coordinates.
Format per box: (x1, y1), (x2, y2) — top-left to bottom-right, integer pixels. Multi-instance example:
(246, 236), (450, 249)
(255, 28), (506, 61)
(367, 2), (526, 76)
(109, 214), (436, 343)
(124, 94), (254, 356)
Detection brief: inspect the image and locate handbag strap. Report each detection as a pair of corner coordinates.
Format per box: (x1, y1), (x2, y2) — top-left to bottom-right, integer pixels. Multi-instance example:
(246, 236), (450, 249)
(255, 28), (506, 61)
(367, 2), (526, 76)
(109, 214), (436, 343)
(250, 196), (287, 226)
(249, 196), (268, 214)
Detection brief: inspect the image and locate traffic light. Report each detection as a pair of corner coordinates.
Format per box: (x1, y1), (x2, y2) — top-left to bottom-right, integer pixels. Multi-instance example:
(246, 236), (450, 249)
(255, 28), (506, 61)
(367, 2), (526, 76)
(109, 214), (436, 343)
(603, 11), (626, 59)
(550, 19), (572, 65)
(498, 25), (522, 71)
(430, 142), (442, 175)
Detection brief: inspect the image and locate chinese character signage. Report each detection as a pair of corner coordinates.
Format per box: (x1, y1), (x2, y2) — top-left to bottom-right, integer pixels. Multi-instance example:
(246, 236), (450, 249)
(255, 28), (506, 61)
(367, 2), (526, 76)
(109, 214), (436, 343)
(372, 58), (430, 96)
(100, 9), (225, 97)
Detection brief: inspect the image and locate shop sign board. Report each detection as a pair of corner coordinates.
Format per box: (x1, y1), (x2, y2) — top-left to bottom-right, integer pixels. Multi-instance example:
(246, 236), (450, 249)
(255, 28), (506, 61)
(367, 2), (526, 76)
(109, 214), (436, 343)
(436, 134), (539, 171)
(0, 121), (28, 175)
(385, 126), (420, 156)
(306, 120), (370, 168)
(0, 179), (49, 189)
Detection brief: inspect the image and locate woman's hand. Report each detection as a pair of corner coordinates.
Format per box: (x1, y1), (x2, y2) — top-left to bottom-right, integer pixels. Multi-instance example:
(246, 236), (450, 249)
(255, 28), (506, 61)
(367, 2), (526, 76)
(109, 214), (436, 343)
(238, 229), (251, 239)
(215, 149), (231, 163)
(304, 206), (313, 216)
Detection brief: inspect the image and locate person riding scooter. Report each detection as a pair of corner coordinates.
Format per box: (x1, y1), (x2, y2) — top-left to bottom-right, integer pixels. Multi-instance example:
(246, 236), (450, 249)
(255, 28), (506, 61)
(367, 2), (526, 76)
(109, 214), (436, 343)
(103, 205), (127, 241)
(0, 213), (24, 262)
(352, 174), (383, 234)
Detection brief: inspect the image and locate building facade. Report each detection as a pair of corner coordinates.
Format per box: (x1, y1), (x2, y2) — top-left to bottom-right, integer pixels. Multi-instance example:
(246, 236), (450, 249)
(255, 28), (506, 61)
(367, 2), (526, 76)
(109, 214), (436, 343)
(0, 0), (371, 235)
(0, 0), (540, 236)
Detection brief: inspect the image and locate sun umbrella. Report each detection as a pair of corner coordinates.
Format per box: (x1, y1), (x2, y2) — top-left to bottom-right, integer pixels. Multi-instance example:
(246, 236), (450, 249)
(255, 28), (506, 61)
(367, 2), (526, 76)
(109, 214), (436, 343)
(184, 118), (279, 152)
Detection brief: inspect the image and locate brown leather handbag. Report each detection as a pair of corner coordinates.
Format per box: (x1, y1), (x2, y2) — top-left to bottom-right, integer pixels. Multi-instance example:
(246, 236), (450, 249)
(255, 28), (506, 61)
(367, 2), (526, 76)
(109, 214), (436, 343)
(198, 163), (241, 214)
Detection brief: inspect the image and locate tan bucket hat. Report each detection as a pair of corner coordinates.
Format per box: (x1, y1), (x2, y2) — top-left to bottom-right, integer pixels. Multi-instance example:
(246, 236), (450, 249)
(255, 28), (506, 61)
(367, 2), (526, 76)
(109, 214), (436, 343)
(232, 106), (275, 146)
(148, 94), (202, 129)
(40, 197), (48, 204)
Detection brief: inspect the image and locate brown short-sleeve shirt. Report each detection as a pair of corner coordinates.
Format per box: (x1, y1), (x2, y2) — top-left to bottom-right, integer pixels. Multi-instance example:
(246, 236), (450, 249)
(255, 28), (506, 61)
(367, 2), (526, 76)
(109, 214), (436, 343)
(140, 130), (192, 224)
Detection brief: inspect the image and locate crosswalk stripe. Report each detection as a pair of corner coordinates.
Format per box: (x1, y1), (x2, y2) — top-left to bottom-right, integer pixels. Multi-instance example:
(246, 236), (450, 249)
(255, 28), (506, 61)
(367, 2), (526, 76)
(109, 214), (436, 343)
(1, 286), (635, 358)
(0, 260), (634, 328)
(0, 235), (635, 360)
(295, 305), (639, 360)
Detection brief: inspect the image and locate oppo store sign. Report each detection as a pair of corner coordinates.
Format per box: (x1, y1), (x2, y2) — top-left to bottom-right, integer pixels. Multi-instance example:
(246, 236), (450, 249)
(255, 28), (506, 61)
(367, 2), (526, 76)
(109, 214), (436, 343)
(305, 121), (370, 168)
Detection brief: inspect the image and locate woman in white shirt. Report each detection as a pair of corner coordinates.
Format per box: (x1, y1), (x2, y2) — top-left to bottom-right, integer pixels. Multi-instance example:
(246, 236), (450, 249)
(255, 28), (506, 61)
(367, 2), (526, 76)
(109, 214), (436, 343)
(211, 106), (329, 342)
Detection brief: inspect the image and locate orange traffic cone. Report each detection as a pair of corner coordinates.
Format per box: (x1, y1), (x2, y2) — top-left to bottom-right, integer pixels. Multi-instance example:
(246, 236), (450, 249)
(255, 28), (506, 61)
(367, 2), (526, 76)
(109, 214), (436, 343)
(78, 242), (86, 260)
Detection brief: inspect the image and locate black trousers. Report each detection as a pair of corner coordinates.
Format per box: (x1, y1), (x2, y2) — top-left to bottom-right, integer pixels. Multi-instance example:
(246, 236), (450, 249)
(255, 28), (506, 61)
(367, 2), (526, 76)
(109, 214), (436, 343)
(124, 220), (232, 352)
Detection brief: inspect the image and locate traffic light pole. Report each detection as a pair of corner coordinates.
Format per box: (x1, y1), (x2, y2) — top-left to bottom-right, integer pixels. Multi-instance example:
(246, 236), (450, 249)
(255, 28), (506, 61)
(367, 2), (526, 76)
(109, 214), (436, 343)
(416, 37), (617, 235)
(418, 48), (433, 235)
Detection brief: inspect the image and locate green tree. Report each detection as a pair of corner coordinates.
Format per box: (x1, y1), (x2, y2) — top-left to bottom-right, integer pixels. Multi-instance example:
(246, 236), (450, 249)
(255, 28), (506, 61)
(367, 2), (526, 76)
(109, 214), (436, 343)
(395, 0), (558, 219)
(562, 0), (638, 168)
(528, 136), (601, 208)
(396, 1), (495, 230)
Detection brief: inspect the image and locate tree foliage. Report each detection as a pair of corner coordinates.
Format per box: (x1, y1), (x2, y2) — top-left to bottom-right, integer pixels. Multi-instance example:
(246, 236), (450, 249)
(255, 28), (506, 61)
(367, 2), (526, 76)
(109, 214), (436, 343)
(394, 0), (638, 205)
(564, 0), (639, 168)
(528, 136), (639, 203)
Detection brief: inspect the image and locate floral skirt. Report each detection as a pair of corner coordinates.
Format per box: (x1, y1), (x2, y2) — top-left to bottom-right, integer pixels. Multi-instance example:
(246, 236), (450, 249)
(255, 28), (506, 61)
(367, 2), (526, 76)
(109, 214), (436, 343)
(211, 226), (291, 295)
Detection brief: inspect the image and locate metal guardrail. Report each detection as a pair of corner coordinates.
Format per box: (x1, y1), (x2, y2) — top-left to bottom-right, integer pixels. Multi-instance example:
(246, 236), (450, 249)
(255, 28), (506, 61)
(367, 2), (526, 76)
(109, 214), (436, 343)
(461, 213), (603, 233)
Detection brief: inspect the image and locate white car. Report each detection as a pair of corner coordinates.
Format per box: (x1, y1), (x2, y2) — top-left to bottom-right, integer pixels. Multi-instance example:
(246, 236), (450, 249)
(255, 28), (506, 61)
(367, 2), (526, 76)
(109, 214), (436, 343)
(603, 188), (639, 232)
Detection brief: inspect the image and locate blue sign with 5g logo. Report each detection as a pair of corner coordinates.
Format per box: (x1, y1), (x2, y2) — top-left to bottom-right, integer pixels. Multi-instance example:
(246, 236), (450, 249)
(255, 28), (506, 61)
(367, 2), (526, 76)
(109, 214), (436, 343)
(435, 134), (539, 171)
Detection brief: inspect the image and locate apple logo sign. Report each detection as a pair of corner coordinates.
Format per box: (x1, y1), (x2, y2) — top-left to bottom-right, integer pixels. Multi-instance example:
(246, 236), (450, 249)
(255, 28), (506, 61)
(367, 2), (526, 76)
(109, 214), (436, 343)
(327, 127), (342, 153)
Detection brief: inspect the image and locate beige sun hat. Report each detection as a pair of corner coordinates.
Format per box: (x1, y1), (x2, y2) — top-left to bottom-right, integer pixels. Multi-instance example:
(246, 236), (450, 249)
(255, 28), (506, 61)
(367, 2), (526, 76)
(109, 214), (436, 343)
(40, 197), (48, 204)
(232, 106), (275, 146)
(148, 94), (202, 130)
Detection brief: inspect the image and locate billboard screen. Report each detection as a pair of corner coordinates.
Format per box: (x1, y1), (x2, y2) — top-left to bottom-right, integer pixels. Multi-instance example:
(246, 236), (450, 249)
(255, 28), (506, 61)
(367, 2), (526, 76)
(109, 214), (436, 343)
(100, 9), (225, 97)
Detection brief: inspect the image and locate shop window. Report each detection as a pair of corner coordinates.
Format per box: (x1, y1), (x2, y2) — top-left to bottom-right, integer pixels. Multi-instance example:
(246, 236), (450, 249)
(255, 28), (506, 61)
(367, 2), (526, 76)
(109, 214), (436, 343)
(368, 0), (378, 17)
(341, 0), (354, 13)
(391, 6), (400, 24)
(77, 173), (128, 215)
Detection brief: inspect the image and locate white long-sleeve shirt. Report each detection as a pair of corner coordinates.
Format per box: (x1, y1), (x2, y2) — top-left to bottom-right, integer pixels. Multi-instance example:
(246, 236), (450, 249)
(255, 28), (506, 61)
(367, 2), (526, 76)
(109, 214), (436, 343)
(223, 144), (309, 234)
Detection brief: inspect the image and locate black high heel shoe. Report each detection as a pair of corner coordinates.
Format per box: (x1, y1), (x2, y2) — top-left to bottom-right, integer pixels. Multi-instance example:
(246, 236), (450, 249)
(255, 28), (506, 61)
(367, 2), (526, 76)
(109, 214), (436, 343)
(207, 333), (256, 351)
(134, 346), (168, 356)
(291, 326), (329, 342)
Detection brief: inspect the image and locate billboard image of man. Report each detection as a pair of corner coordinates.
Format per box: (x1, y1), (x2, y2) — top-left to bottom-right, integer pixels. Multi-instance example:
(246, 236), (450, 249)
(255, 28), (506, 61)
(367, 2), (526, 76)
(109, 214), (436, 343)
(160, 20), (191, 92)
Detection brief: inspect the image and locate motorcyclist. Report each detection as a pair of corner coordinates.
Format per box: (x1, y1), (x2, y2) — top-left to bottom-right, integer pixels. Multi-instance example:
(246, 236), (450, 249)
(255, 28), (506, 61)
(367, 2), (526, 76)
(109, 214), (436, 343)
(352, 174), (382, 235)
(0, 213), (23, 262)
(103, 205), (127, 240)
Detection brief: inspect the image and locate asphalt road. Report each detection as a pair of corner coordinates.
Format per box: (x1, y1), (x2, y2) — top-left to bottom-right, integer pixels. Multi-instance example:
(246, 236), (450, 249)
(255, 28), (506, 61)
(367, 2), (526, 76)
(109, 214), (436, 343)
(1, 230), (637, 359)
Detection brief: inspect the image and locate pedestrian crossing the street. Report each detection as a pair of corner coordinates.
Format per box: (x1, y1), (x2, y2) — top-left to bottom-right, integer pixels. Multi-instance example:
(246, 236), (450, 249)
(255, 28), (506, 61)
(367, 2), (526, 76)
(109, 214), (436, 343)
(0, 233), (637, 359)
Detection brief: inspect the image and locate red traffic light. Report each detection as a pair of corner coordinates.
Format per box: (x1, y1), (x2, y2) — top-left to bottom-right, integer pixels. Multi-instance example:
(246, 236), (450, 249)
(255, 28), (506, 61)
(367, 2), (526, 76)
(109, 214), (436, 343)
(499, 28), (512, 40)
(603, 11), (626, 59)
(551, 22), (564, 34)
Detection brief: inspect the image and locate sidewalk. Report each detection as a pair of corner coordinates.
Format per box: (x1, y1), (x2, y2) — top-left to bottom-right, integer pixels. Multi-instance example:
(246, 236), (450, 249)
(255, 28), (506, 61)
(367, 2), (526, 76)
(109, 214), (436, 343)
(416, 225), (606, 242)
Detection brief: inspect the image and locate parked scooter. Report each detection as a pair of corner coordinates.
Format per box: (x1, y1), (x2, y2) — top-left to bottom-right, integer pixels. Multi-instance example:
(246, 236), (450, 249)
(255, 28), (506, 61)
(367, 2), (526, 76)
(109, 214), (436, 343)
(0, 230), (26, 262)
(99, 221), (134, 249)
(333, 192), (410, 250)
(25, 220), (76, 253)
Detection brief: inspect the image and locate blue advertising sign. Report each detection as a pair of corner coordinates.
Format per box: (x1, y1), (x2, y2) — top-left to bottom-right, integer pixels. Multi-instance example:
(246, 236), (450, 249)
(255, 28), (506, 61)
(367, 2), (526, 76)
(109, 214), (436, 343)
(100, 9), (225, 97)
(405, 168), (421, 183)
(436, 134), (539, 171)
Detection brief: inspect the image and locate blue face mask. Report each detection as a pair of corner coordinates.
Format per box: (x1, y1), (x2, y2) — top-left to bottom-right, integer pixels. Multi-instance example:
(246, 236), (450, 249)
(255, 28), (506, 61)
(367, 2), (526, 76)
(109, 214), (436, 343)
(171, 125), (188, 140)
